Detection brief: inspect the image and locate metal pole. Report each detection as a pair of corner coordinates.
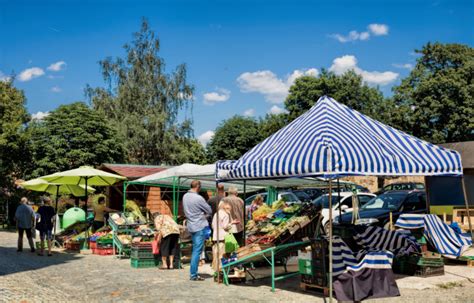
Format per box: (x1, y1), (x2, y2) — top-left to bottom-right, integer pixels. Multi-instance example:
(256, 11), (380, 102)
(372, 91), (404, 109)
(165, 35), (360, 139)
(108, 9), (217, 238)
(328, 178), (333, 302)
(243, 180), (247, 245)
(216, 181), (220, 283)
(122, 181), (128, 211)
(461, 177), (474, 243)
(337, 178), (341, 223)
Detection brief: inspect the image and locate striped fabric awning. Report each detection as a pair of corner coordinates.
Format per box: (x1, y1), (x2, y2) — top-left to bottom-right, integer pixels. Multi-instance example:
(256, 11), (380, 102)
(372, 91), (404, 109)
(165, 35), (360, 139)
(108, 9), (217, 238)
(395, 214), (426, 229)
(216, 96), (462, 180)
(423, 214), (472, 258)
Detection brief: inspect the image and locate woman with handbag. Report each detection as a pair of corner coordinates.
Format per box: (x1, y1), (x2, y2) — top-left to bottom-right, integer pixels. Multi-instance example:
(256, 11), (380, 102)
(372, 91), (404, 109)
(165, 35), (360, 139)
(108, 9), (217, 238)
(211, 200), (239, 272)
(153, 213), (180, 270)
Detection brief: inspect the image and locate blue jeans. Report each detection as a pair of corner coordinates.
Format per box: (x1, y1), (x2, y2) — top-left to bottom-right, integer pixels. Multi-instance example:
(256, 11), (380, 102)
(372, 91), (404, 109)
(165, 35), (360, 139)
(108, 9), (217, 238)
(190, 229), (206, 279)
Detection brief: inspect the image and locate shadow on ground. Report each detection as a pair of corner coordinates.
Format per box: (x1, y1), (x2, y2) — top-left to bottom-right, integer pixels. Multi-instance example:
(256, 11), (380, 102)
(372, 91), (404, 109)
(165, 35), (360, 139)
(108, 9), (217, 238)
(0, 245), (82, 277)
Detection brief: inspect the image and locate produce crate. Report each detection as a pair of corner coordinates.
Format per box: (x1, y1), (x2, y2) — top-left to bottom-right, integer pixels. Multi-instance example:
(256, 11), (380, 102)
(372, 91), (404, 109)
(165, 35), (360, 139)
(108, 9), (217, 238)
(298, 258), (327, 275)
(414, 265), (444, 277)
(96, 237), (113, 246)
(113, 232), (133, 257)
(301, 273), (327, 287)
(130, 258), (160, 268)
(392, 257), (417, 275)
(131, 246), (154, 259)
(93, 247), (115, 256)
(64, 240), (83, 251)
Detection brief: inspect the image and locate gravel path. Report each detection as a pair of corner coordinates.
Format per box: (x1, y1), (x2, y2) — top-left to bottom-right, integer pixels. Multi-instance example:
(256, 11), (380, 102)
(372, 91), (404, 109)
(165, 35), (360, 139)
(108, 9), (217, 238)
(1, 230), (474, 302)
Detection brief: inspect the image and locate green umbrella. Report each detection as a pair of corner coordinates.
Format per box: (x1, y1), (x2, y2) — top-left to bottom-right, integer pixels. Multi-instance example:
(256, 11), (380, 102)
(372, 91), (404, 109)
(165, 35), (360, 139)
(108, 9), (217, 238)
(41, 166), (126, 211)
(21, 178), (96, 197)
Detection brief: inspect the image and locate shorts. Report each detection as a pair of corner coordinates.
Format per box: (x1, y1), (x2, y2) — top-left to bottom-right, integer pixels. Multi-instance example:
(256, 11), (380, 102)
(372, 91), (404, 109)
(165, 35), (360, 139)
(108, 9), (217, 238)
(40, 229), (53, 240)
(160, 234), (179, 257)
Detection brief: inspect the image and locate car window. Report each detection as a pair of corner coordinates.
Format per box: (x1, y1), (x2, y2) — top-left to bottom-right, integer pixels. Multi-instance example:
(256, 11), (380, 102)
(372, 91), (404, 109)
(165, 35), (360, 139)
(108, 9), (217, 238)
(415, 183), (425, 189)
(403, 194), (425, 211)
(384, 184), (392, 191)
(281, 193), (298, 203)
(313, 195), (343, 208)
(361, 192), (407, 211)
(336, 196), (352, 209)
(358, 195), (373, 206)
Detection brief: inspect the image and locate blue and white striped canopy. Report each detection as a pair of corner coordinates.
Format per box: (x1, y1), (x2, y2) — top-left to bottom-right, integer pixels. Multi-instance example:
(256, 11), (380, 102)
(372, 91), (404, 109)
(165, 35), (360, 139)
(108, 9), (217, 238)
(216, 96), (462, 181)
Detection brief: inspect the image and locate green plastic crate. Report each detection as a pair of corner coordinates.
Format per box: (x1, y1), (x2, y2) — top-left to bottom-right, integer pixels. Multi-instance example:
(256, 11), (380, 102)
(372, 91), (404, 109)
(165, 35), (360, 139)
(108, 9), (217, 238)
(130, 258), (160, 268)
(130, 248), (154, 259)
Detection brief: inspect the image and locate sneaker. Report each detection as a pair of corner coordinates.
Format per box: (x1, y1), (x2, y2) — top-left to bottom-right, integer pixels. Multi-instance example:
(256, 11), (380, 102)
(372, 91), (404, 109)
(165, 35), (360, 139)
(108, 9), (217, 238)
(190, 275), (205, 281)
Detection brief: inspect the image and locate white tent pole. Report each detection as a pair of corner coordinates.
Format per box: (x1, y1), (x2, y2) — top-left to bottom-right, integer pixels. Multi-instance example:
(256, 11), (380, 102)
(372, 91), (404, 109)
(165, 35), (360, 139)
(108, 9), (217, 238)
(327, 148), (333, 302)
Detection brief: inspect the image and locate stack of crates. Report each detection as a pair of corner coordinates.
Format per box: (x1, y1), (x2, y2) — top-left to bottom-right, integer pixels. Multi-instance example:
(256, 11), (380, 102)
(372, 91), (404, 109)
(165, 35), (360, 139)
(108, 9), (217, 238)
(299, 239), (328, 287)
(130, 242), (159, 268)
(93, 235), (114, 255)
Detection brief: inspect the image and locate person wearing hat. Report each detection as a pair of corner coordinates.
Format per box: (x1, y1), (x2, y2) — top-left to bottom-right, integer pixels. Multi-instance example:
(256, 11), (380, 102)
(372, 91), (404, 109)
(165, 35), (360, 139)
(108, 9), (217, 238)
(36, 197), (56, 256)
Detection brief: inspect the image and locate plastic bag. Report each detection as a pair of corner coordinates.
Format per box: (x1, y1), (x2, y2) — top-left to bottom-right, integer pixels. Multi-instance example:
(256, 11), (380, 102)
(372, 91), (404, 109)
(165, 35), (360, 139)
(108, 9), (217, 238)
(152, 234), (161, 255)
(224, 233), (240, 253)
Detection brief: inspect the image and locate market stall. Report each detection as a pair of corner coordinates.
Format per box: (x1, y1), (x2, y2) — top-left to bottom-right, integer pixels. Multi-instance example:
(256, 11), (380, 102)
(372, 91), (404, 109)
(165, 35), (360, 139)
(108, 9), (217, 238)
(216, 96), (465, 300)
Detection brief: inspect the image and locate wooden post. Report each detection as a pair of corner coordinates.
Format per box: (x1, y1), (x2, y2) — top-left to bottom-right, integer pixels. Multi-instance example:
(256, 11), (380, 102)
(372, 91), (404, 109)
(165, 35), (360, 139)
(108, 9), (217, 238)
(461, 177), (474, 244)
(389, 212), (393, 230)
(443, 212), (447, 223)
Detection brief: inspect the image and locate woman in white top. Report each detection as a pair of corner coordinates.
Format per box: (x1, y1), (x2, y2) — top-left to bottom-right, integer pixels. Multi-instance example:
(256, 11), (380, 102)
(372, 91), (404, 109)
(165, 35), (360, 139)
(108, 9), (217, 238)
(211, 200), (238, 272)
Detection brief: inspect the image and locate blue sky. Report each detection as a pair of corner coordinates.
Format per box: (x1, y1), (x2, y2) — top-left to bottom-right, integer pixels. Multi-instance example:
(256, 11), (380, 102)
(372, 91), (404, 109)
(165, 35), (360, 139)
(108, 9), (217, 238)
(1, 0), (473, 145)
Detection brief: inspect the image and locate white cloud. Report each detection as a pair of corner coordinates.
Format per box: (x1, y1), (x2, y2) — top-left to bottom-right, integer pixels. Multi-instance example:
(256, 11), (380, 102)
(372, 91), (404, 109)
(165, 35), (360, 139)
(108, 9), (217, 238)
(18, 67), (45, 82)
(237, 68), (318, 104)
(331, 23), (388, 43)
(268, 105), (287, 115)
(329, 55), (398, 86)
(0, 71), (11, 82)
(31, 111), (50, 121)
(203, 88), (230, 105)
(392, 63), (413, 70)
(243, 108), (255, 117)
(47, 61), (66, 72)
(198, 130), (215, 146)
(51, 86), (61, 93)
(368, 24), (389, 36)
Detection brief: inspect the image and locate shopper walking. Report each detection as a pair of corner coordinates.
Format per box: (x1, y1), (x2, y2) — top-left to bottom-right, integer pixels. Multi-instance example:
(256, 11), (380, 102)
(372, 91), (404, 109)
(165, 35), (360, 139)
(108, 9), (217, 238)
(36, 197), (56, 256)
(15, 197), (36, 252)
(153, 213), (180, 269)
(183, 180), (212, 281)
(226, 187), (244, 246)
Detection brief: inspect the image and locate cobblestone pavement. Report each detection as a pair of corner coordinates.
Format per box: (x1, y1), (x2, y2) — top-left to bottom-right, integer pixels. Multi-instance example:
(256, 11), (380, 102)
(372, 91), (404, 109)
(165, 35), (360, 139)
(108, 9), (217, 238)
(1, 231), (474, 303)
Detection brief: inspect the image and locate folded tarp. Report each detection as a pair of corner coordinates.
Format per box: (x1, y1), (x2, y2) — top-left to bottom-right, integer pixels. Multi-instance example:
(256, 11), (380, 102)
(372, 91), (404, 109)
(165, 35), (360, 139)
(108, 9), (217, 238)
(395, 214), (425, 229)
(423, 214), (472, 258)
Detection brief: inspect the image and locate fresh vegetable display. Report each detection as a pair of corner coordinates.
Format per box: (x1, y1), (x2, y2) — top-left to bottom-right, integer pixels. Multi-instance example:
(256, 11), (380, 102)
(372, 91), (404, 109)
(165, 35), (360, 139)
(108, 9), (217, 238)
(246, 202), (319, 245)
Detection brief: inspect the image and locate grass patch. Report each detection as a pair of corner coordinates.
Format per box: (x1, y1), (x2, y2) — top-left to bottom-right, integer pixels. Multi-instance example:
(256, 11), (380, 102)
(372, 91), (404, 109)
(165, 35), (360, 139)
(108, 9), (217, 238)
(436, 281), (464, 289)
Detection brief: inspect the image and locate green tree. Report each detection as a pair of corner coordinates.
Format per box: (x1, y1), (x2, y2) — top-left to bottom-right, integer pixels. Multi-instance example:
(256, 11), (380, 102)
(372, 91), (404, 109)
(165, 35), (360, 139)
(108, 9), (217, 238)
(259, 113), (289, 139)
(0, 80), (30, 191)
(86, 18), (195, 165)
(27, 102), (125, 178)
(285, 70), (391, 124)
(207, 116), (263, 161)
(393, 42), (474, 143)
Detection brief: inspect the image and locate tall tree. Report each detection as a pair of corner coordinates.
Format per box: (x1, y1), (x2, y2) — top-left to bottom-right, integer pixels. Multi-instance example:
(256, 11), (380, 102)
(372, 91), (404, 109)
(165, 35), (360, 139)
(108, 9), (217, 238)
(86, 18), (195, 165)
(259, 113), (289, 139)
(207, 116), (263, 161)
(0, 80), (30, 191)
(285, 70), (391, 124)
(27, 102), (125, 178)
(393, 42), (474, 143)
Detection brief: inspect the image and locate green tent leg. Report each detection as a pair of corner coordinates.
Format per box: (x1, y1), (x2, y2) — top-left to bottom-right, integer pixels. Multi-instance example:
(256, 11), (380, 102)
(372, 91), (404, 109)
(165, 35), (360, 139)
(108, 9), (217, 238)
(271, 249), (275, 292)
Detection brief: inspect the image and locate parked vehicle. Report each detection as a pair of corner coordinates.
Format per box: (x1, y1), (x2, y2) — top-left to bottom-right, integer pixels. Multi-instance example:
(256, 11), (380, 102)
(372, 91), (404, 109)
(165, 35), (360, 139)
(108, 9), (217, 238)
(336, 190), (427, 229)
(375, 182), (425, 195)
(294, 188), (324, 200)
(312, 192), (376, 233)
(244, 191), (301, 205)
(291, 190), (313, 202)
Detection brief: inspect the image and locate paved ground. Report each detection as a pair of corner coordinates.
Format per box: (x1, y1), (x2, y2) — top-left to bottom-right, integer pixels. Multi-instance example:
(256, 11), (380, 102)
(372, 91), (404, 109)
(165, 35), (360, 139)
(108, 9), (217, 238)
(1, 230), (474, 303)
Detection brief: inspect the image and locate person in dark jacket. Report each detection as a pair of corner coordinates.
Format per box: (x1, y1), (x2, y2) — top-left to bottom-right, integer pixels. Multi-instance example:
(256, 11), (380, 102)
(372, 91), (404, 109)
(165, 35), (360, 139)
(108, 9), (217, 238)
(36, 197), (56, 256)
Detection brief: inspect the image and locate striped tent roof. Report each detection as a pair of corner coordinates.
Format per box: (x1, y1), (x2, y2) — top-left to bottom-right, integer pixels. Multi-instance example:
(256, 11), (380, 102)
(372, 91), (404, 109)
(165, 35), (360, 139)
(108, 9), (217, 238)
(216, 96), (462, 181)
